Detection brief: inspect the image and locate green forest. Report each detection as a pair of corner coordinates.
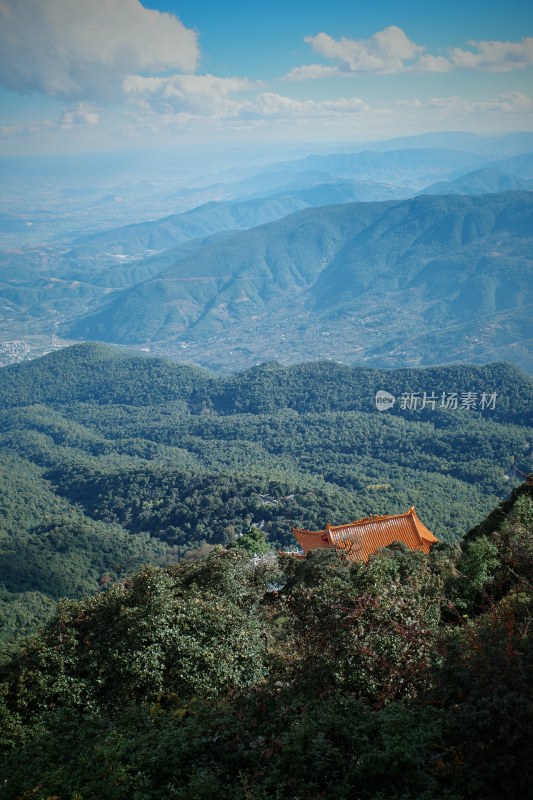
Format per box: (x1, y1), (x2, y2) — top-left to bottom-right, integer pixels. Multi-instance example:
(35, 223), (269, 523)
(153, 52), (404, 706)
(0, 478), (531, 798)
(0, 343), (532, 646)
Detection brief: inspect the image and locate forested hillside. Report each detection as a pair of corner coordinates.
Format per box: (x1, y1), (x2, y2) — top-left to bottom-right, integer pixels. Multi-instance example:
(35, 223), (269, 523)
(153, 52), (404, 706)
(1, 478), (531, 799)
(0, 344), (531, 646)
(64, 191), (533, 372)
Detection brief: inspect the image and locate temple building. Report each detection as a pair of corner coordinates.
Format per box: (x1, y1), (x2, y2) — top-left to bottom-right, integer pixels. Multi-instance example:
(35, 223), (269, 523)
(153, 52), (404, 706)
(292, 507), (439, 563)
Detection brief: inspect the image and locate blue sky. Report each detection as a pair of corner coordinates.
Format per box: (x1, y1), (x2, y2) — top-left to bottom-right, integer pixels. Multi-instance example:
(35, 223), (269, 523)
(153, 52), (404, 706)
(1, 0), (532, 155)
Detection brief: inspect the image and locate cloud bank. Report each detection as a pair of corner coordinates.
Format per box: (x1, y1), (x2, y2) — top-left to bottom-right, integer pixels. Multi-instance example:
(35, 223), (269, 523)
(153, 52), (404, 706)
(123, 74), (254, 117)
(0, 9), (531, 149)
(2, 87), (531, 148)
(449, 38), (533, 72)
(0, 0), (199, 101)
(286, 26), (533, 80)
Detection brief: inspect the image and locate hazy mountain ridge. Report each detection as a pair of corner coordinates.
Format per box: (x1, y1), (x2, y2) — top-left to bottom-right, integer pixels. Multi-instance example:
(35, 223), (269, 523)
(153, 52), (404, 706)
(486, 151), (533, 178)
(340, 130), (533, 157)
(63, 192), (533, 373)
(421, 168), (533, 195)
(2, 137), (532, 252)
(2, 140), (533, 370)
(266, 147), (488, 187)
(0, 183), (405, 338)
(68, 181), (408, 259)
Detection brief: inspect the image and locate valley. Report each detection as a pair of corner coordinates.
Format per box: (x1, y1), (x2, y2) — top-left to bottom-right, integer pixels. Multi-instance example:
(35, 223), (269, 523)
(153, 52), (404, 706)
(0, 343), (531, 644)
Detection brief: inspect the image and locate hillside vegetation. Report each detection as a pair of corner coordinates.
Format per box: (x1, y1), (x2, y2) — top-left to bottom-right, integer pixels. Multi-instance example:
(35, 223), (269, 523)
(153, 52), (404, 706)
(0, 479), (531, 799)
(0, 344), (531, 646)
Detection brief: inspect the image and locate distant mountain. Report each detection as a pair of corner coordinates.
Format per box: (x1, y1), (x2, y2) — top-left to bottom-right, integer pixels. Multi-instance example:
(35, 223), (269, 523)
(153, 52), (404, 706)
(161, 139), (533, 209)
(358, 131), (533, 158)
(165, 170), (340, 202)
(486, 151), (533, 179)
(421, 168), (533, 196)
(64, 192), (533, 373)
(266, 148), (486, 188)
(68, 181), (407, 260)
(0, 182), (405, 336)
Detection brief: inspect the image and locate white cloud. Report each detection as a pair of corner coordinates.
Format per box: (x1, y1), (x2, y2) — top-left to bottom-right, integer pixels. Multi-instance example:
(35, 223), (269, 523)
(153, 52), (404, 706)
(254, 93), (370, 118)
(286, 27), (533, 80)
(413, 55), (452, 74)
(0, 103), (101, 139)
(450, 37), (533, 72)
(122, 84), (373, 128)
(3, 87), (531, 148)
(431, 91), (533, 113)
(123, 74), (254, 117)
(284, 64), (344, 82)
(294, 26), (424, 77)
(60, 103), (100, 128)
(398, 91), (533, 115)
(0, 118), (55, 138)
(120, 87), (533, 134)
(0, 0), (198, 101)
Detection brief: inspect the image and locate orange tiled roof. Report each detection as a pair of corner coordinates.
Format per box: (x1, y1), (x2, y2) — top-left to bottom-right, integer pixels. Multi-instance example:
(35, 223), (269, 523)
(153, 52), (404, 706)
(292, 507), (438, 562)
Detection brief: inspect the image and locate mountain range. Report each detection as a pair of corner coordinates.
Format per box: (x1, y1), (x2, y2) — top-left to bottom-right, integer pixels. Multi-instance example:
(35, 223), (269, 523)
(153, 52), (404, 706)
(422, 168), (533, 196)
(2, 138), (533, 373)
(67, 180), (408, 260)
(63, 191), (533, 373)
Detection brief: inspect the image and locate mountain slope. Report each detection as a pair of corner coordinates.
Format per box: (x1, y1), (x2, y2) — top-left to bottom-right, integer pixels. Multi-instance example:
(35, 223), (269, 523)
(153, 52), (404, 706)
(1, 345), (531, 534)
(64, 192), (533, 373)
(69, 182), (406, 260)
(0, 344), (531, 645)
(1, 342), (531, 422)
(487, 151), (533, 178)
(267, 147), (486, 187)
(2, 478), (531, 799)
(421, 168), (533, 195)
(0, 180), (408, 362)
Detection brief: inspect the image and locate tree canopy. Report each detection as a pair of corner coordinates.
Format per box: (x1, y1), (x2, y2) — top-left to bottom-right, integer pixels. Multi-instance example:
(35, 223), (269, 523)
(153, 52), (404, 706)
(0, 480), (531, 799)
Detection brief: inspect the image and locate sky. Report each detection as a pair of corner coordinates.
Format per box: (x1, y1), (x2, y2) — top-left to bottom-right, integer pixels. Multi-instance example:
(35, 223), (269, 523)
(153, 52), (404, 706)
(1, 0), (532, 156)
